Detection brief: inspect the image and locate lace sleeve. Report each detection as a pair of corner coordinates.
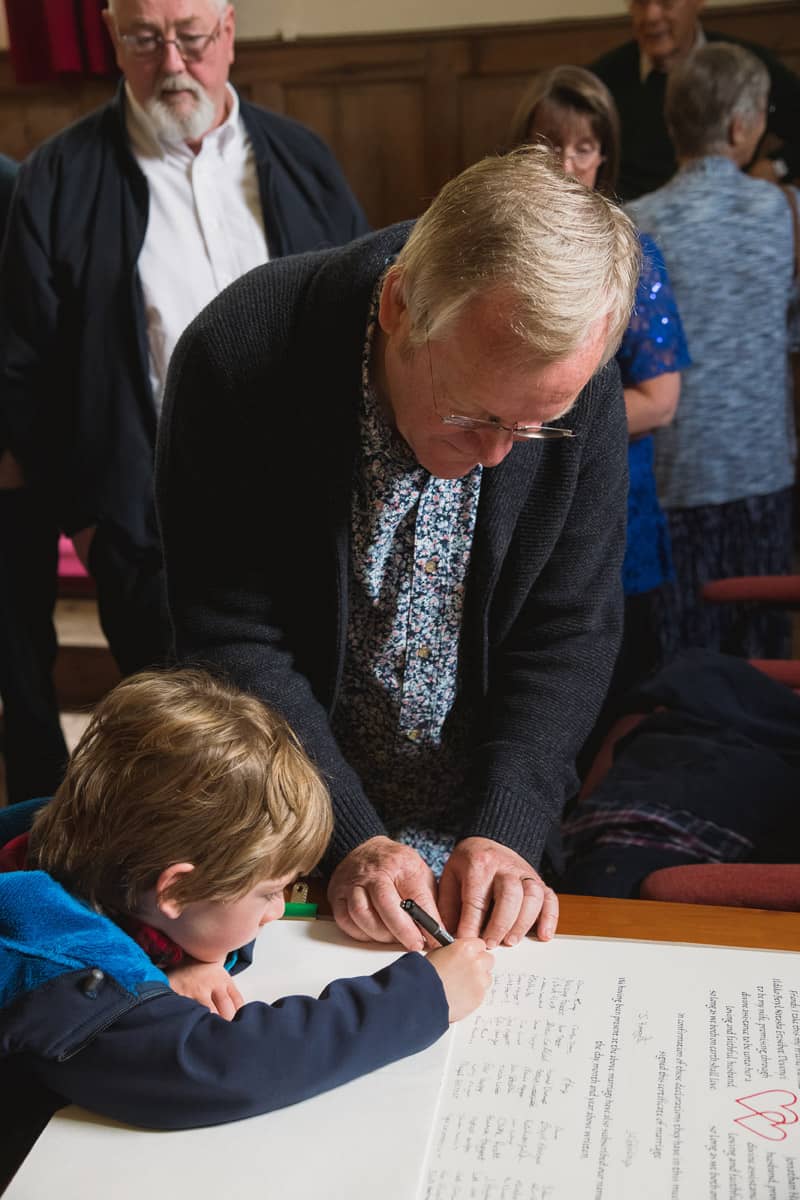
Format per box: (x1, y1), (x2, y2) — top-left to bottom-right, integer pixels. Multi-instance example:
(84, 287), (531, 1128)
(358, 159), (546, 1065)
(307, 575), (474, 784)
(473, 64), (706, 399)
(616, 232), (691, 387)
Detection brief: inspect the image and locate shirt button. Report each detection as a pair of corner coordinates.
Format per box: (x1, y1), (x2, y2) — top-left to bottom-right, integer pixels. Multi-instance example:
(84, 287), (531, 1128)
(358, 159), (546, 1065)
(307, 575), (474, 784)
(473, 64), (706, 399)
(417, 646), (431, 660)
(406, 728), (421, 742)
(423, 559), (437, 575)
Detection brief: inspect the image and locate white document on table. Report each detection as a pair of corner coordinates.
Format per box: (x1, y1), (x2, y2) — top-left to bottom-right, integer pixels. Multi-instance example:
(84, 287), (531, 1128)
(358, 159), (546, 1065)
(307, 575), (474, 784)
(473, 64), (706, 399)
(8, 920), (800, 1200)
(421, 935), (800, 1199)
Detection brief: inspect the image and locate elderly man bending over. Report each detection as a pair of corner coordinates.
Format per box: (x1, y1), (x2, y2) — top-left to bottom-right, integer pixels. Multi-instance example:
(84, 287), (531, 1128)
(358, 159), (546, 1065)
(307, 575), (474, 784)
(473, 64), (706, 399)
(157, 148), (640, 951)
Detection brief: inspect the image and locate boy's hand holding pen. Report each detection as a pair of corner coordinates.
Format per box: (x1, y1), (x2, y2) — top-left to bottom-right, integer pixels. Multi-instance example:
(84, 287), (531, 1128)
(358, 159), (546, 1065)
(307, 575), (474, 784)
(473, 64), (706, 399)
(402, 898), (494, 1023)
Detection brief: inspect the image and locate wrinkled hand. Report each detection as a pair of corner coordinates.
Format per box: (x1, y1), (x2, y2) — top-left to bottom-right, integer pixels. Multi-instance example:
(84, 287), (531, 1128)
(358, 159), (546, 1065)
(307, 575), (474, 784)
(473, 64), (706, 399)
(168, 958), (245, 1020)
(427, 937), (494, 1023)
(438, 837), (559, 948)
(328, 835), (440, 950)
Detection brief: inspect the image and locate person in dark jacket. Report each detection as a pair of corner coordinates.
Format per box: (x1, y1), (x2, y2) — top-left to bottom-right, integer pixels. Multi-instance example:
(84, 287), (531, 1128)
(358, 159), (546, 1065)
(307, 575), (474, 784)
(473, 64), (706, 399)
(561, 651), (800, 898)
(0, 0), (368, 694)
(590, 0), (800, 199)
(156, 149), (641, 956)
(0, 669), (492, 1130)
(0, 153), (69, 806)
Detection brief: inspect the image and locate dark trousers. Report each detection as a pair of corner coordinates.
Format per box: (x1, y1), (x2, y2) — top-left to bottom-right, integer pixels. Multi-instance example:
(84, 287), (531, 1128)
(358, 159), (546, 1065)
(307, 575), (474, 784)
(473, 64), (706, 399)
(88, 524), (173, 676)
(0, 487), (67, 803)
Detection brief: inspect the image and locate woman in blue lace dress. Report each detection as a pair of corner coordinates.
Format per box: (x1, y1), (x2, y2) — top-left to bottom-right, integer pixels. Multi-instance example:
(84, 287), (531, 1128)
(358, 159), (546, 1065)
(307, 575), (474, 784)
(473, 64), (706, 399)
(510, 66), (690, 702)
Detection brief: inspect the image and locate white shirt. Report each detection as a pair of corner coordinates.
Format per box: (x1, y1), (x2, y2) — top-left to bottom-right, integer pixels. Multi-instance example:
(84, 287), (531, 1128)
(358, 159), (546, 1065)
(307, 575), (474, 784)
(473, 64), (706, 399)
(126, 82), (269, 411)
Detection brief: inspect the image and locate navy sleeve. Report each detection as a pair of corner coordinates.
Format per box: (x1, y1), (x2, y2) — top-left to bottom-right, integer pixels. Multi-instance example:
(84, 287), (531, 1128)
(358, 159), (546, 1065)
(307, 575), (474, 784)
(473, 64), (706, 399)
(0, 154), (17, 238)
(307, 129), (370, 243)
(0, 153), (62, 478)
(31, 952), (448, 1130)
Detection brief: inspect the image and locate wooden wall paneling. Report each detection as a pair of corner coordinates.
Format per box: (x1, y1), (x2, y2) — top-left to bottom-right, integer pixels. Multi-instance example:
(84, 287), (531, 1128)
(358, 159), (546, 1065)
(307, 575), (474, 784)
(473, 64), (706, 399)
(422, 39), (470, 210)
(0, 79), (112, 160)
(458, 75), (529, 166)
(472, 17), (629, 76)
(281, 83), (337, 144)
(234, 34), (429, 86)
(233, 34), (437, 223)
(703, 5), (800, 63)
(337, 82), (429, 224)
(283, 79), (429, 225)
(0, 3), (795, 229)
(236, 77), (284, 112)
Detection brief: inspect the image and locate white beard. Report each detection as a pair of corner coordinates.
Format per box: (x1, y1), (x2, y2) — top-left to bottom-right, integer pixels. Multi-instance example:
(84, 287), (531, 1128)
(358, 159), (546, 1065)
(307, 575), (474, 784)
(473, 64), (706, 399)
(145, 73), (218, 143)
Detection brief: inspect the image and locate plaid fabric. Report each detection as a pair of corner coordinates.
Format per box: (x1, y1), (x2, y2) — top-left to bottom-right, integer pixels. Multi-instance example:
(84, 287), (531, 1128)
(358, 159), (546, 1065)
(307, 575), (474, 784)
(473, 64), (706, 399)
(117, 916), (185, 970)
(562, 800), (753, 863)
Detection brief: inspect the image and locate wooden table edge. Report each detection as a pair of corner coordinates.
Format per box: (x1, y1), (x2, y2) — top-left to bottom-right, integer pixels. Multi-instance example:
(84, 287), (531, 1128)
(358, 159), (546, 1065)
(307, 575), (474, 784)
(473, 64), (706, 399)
(556, 892), (800, 952)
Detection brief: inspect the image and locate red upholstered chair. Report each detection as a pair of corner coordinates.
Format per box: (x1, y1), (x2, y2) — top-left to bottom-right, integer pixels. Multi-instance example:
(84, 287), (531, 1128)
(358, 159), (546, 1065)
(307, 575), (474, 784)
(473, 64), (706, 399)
(701, 575), (800, 691)
(640, 864), (800, 908)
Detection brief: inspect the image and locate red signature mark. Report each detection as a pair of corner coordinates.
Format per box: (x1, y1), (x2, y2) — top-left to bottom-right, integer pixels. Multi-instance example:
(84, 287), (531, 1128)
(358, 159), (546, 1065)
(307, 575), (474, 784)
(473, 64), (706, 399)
(734, 1090), (800, 1141)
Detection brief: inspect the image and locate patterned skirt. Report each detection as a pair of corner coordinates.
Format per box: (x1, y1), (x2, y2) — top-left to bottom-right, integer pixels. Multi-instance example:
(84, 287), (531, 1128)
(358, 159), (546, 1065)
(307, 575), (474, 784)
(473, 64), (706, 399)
(660, 487), (795, 659)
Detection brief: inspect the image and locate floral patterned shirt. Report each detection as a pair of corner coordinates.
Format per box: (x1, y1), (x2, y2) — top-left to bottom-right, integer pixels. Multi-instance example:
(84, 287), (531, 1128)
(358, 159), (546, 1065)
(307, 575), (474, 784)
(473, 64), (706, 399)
(330, 285), (482, 875)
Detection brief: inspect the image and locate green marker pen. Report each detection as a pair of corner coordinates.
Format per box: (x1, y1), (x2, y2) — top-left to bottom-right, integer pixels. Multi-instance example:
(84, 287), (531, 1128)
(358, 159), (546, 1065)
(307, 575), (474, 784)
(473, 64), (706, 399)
(283, 901), (318, 919)
(283, 881), (317, 919)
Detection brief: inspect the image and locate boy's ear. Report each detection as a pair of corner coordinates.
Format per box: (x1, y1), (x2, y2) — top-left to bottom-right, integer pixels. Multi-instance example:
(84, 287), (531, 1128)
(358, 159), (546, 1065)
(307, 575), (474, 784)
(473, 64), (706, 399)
(154, 862), (196, 920)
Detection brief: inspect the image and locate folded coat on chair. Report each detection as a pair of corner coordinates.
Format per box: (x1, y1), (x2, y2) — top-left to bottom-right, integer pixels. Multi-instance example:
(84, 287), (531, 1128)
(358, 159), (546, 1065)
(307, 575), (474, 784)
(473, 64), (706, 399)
(561, 650), (800, 900)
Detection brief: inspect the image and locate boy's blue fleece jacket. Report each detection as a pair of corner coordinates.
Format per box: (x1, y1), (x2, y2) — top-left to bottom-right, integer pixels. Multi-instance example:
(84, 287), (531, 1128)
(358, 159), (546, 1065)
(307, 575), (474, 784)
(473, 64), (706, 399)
(0, 799), (448, 1129)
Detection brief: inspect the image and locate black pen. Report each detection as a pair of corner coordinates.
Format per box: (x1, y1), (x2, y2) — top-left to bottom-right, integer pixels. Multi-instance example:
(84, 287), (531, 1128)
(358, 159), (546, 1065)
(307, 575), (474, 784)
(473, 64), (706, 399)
(400, 898), (455, 946)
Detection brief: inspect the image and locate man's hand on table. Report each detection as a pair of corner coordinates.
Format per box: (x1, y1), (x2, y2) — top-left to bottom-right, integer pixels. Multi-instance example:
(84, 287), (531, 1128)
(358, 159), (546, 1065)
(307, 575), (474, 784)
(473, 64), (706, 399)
(328, 835), (440, 951)
(327, 834), (559, 952)
(438, 836), (559, 949)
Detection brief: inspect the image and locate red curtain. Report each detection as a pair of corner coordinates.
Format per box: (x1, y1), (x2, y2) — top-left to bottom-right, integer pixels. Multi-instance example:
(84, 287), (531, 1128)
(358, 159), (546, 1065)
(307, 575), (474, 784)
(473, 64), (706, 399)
(5, 0), (116, 84)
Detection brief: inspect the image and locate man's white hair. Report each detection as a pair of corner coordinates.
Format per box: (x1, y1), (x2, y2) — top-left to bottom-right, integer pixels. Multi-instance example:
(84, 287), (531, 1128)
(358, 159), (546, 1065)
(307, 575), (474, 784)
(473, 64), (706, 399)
(106, 0), (231, 15)
(393, 146), (641, 368)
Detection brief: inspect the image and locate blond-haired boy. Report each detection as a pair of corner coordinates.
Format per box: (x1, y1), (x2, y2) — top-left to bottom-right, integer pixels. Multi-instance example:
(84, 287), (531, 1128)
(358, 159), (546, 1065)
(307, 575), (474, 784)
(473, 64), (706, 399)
(0, 670), (492, 1129)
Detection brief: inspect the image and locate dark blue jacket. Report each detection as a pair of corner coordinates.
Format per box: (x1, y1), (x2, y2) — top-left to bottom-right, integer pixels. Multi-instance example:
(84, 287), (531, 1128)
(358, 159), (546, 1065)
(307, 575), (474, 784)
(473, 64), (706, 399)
(0, 801), (448, 1130)
(0, 86), (368, 557)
